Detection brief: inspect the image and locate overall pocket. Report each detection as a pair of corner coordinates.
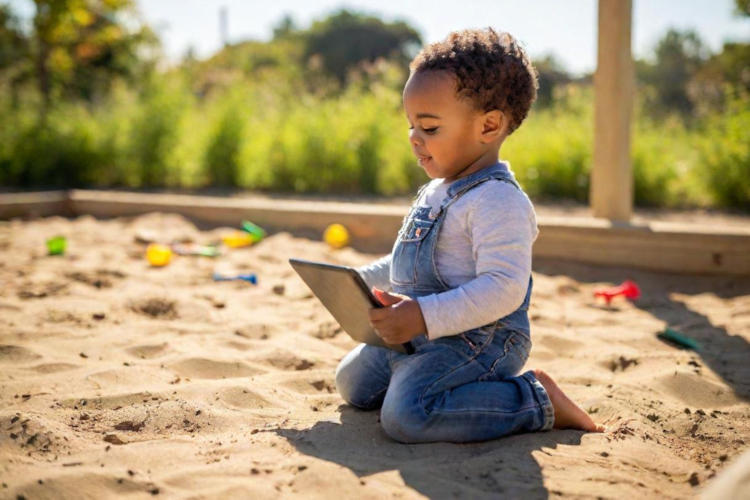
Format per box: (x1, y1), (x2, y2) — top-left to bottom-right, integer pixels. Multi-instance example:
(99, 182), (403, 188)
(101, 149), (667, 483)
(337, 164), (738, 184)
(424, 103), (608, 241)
(390, 216), (435, 285)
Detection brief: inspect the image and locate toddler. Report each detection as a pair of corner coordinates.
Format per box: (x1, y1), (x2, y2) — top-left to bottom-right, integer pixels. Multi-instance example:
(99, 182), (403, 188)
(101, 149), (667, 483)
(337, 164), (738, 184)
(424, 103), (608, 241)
(335, 28), (603, 443)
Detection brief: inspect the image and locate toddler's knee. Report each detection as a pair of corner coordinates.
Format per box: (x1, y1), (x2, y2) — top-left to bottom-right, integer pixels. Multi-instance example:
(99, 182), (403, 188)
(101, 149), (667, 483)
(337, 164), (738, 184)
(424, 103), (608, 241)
(335, 357), (378, 410)
(334, 358), (356, 404)
(380, 398), (429, 444)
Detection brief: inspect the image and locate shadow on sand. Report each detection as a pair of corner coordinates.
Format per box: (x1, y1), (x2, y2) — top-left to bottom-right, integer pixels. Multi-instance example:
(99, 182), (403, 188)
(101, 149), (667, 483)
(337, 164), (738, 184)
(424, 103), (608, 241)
(275, 259), (748, 497)
(274, 405), (583, 498)
(534, 258), (750, 401)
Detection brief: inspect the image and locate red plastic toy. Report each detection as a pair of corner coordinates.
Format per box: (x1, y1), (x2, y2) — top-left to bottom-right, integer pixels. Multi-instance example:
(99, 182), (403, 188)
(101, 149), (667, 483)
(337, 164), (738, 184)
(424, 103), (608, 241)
(594, 280), (640, 305)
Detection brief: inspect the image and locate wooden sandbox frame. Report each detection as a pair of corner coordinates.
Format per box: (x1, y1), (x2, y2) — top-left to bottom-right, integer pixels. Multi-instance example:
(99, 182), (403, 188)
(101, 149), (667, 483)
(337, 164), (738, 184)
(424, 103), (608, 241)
(1, 190), (748, 276)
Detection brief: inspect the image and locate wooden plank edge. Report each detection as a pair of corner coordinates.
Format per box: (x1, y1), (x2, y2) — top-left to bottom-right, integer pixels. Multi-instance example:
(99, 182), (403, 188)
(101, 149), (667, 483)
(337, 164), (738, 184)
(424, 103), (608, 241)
(0, 191), (71, 219)
(1, 190), (748, 275)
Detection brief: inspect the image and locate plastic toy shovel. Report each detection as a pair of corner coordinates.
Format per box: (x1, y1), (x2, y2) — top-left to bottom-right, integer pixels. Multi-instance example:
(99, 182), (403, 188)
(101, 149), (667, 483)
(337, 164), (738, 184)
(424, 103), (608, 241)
(212, 272), (257, 285)
(658, 327), (701, 351)
(172, 243), (221, 257)
(594, 280), (640, 305)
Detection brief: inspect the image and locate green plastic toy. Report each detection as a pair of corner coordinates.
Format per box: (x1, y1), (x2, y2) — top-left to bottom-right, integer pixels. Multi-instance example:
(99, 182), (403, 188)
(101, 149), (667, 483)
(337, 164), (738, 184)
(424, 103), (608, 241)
(46, 236), (66, 255)
(241, 220), (266, 243)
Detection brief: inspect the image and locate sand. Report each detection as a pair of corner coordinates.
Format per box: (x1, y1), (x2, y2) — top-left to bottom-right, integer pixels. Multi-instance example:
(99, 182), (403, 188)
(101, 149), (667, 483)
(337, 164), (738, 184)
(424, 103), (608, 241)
(1, 212), (748, 499)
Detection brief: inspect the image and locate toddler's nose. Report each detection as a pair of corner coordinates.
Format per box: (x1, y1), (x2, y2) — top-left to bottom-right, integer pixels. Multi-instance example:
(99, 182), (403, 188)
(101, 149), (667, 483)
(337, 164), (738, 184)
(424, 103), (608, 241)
(408, 128), (423, 146)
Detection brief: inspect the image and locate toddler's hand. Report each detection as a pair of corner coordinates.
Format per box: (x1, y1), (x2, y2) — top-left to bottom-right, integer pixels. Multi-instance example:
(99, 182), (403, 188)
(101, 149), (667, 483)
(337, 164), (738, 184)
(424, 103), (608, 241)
(368, 287), (427, 344)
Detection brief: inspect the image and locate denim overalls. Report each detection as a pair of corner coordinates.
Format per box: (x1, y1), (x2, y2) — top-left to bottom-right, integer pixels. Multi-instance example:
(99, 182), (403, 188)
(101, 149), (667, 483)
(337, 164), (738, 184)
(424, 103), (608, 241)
(336, 163), (554, 443)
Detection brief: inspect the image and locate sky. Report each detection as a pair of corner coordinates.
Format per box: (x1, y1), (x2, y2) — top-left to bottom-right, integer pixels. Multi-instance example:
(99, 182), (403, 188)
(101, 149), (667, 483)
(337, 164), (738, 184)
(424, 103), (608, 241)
(8, 0), (750, 75)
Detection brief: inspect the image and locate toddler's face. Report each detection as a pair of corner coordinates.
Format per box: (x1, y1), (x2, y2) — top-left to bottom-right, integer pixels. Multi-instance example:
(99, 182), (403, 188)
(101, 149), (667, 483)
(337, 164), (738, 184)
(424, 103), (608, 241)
(403, 70), (489, 181)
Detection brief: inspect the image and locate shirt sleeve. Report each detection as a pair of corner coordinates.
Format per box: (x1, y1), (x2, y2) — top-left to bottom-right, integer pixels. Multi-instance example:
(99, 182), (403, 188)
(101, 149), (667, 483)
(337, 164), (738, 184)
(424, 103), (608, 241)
(357, 253), (392, 293)
(416, 184), (537, 339)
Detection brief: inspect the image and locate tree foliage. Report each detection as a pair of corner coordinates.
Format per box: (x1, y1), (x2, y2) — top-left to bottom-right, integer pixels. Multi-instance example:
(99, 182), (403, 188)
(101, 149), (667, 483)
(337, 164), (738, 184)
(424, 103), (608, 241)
(1, 4), (748, 208)
(184, 9), (420, 97)
(636, 29), (708, 119)
(735, 0), (750, 16)
(533, 54), (572, 108)
(302, 10), (421, 85)
(5, 0), (158, 116)
(0, 5), (27, 72)
(689, 42), (750, 114)
(636, 27), (749, 121)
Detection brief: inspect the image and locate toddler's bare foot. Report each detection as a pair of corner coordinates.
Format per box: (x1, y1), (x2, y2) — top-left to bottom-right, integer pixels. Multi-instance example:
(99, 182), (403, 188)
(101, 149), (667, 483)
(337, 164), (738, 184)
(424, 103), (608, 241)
(534, 369), (604, 432)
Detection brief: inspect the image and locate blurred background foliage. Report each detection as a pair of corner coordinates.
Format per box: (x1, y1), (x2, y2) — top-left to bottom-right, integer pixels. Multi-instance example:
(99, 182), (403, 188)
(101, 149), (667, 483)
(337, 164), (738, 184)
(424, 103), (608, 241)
(0, 0), (748, 209)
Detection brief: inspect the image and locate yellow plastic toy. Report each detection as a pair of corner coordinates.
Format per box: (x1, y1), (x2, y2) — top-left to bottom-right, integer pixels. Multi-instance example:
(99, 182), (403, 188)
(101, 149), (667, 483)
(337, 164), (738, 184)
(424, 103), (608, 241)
(146, 243), (172, 267)
(221, 231), (254, 248)
(324, 223), (349, 249)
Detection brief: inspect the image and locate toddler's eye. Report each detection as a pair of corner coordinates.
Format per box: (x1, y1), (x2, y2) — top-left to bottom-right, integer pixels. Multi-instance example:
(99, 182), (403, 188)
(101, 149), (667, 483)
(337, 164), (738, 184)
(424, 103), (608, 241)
(407, 125), (438, 135)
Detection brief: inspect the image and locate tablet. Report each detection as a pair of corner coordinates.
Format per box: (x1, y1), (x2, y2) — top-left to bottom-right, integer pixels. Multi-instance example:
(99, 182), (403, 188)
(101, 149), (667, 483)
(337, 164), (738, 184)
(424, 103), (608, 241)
(289, 258), (413, 354)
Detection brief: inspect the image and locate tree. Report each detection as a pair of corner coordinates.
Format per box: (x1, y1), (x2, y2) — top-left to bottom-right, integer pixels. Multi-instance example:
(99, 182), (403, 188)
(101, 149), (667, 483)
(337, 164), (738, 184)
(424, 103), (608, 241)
(689, 42), (750, 114)
(0, 5), (27, 71)
(533, 54), (572, 108)
(29, 0), (157, 115)
(272, 14), (297, 40)
(303, 10), (421, 85)
(636, 29), (708, 119)
(0, 5), (31, 106)
(735, 0), (750, 16)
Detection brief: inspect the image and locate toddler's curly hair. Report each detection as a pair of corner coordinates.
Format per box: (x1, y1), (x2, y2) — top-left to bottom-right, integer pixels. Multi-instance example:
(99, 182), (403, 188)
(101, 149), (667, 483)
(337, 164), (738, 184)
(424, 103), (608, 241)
(410, 28), (538, 135)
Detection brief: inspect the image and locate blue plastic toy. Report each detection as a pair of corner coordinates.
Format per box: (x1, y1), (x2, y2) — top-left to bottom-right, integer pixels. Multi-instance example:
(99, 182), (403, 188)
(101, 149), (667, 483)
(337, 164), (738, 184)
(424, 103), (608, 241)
(212, 272), (257, 285)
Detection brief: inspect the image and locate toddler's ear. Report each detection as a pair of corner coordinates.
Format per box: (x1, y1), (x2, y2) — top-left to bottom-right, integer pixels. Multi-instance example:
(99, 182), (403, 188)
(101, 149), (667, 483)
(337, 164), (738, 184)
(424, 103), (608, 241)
(480, 110), (507, 142)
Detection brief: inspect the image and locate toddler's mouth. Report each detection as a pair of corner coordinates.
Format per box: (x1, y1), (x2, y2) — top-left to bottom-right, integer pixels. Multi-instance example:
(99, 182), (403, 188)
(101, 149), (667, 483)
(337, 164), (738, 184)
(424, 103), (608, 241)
(417, 154), (432, 166)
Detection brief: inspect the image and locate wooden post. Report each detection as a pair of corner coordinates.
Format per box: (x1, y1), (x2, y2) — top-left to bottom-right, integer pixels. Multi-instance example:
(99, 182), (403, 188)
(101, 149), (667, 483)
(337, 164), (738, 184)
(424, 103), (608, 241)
(591, 0), (634, 221)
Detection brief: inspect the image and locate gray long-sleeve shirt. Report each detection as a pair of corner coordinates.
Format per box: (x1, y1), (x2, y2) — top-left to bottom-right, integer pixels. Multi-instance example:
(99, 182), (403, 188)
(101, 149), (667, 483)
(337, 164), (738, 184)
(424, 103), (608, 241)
(358, 176), (538, 339)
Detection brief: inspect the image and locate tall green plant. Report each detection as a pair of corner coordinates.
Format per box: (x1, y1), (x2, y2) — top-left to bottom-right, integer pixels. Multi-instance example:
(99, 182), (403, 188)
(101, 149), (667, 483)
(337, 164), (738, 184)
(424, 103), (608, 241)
(503, 89), (592, 202)
(204, 102), (246, 187)
(699, 89), (750, 209)
(631, 116), (694, 207)
(128, 80), (187, 187)
(2, 102), (106, 187)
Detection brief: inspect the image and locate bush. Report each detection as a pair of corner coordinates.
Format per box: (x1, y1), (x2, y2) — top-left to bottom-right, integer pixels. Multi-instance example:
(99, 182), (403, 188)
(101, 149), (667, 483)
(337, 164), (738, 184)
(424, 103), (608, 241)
(503, 91), (592, 202)
(631, 116), (693, 207)
(698, 89), (750, 209)
(2, 105), (107, 187)
(128, 79), (188, 187)
(238, 80), (421, 195)
(1, 70), (748, 212)
(203, 96), (246, 187)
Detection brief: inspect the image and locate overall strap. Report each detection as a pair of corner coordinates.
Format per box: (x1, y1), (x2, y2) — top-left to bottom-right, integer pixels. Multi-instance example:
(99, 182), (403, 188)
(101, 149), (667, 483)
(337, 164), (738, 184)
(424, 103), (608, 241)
(413, 182), (433, 203)
(438, 162), (520, 215)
